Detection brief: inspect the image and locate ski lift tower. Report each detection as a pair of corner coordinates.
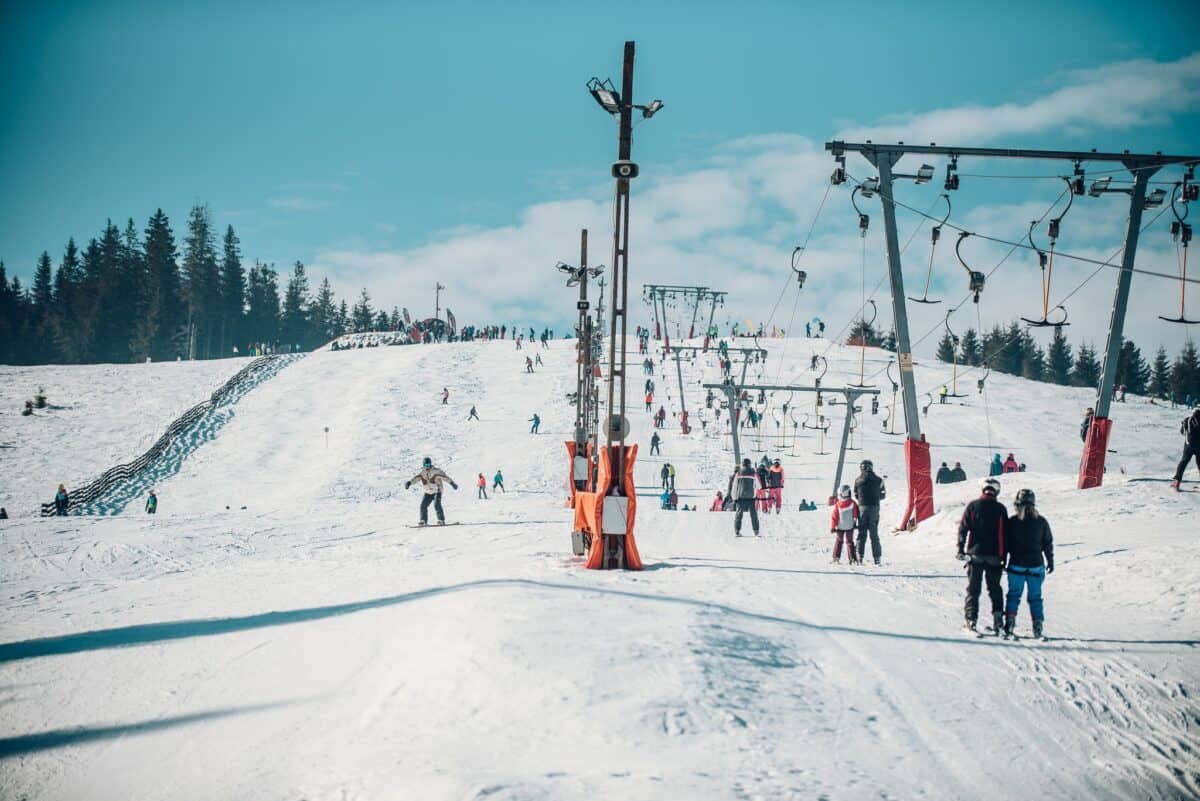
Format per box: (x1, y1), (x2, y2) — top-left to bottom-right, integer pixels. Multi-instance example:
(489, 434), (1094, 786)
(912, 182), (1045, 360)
(557, 229), (605, 504)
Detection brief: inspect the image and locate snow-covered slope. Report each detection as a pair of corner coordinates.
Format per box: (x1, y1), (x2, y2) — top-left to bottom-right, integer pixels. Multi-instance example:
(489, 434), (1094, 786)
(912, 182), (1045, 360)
(0, 358), (252, 515)
(1, 336), (1197, 801)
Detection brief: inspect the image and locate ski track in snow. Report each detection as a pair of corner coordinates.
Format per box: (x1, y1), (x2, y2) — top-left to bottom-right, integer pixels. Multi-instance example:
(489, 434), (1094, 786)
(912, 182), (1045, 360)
(1, 337), (1198, 800)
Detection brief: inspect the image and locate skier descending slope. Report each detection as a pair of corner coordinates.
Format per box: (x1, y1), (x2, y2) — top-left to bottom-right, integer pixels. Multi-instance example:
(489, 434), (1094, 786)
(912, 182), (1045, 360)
(1003, 489), (1054, 640)
(1172, 405), (1200, 490)
(957, 477), (1008, 636)
(404, 457), (459, 526)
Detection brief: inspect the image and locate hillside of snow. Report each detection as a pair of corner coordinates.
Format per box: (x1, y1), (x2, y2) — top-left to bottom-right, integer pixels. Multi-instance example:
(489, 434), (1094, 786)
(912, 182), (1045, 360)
(1, 336), (1197, 800)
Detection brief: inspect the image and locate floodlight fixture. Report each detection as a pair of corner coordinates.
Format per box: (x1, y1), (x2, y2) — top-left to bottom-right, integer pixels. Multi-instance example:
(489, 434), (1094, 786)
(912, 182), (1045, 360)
(1144, 188), (1167, 209)
(1088, 176), (1112, 197)
(636, 100), (664, 118)
(588, 265), (607, 277)
(831, 155), (847, 185)
(915, 164), (935, 184)
(860, 177), (880, 197)
(587, 77), (621, 115)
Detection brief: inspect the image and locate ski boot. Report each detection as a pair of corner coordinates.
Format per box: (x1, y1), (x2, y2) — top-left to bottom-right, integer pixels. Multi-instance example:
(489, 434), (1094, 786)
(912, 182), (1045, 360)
(1003, 616), (1016, 639)
(989, 613), (1004, 636)
(964, 618), (979, 636)
(1172, 479), (1182, 491)
(1032, 620), (1045, 640)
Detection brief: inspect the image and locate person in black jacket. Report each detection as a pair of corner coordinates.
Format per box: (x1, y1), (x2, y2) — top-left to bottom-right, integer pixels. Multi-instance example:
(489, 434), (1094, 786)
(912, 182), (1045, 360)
(935, 462), (952, 484)
(853, 460), (886, 565)
(948, 462), (967, 483)
(1003, 488), (1054, 639)
(956, 477), (1008, 634)
(1172, 406), (1200, 490)
(727, 458), (765, 537)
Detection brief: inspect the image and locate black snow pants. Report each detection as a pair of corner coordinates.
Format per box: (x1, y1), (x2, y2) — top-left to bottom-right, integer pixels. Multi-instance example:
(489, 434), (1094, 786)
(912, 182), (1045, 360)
(964, 558), (1003, 623)
(856, 506), (881, 564)
(419, 492), (445, 524)
(734, 498), (759, 536)
(1174, 443), (1200, 482)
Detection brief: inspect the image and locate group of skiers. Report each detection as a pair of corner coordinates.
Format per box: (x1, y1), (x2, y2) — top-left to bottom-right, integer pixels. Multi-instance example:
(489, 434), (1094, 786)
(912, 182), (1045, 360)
(475, 471), (505, 499)
(988, 453), (1025, 475)
(935, 462), (969, 484)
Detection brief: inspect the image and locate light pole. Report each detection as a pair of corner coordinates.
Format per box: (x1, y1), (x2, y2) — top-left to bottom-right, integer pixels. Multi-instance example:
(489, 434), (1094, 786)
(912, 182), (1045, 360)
(435, 282), (445, 323)
(558, 230), (605, 497)
(586, 40), (663, 570)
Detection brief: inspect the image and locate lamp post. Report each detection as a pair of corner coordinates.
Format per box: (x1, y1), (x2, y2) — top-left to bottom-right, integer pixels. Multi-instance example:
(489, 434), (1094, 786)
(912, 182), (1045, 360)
(558, 231), (605, 495)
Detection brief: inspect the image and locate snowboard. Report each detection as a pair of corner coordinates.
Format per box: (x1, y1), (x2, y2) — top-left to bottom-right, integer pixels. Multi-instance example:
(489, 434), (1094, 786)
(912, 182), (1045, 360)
(405, 522), (464, 529)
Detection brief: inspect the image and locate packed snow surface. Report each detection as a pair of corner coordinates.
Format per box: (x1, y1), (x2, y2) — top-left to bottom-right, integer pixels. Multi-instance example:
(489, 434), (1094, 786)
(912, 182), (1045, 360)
(1, 337), (1197, 800)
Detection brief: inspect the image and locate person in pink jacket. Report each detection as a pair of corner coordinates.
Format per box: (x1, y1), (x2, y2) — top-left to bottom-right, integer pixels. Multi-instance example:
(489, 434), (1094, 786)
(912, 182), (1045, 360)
(710, 491), (725, 511)
(830, 485), (860, 564)
(1002, 453), (1020, 473)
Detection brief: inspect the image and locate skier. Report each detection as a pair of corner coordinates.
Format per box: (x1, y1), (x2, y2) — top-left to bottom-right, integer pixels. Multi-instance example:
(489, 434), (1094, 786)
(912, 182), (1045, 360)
(1080, 407), (1094, 442)
(645, 392), (653, 412)
(535, 353), (543, 366)
(830, 485), (859, 564)
(1171, 405), (1200, 490)
(709, 491), (724, 511)
(528, 413), (540, 434)
(467, 405), (479, 421)
(477, 473), (488, 499)
(442, 388), (449, 405)
(667, 462), (676, 490)
(989, 453), (1004, 476)
(525, 356), (534, 373)
(936, 462), (952, 484)
(727, 458), (765, 537)
(650, 431), (661, 455)
(1002, 453), (1020, 473)
(0, 508), (7, 519)
(668, 489), (679, 510)
(1003, 489), (1054, 639)
(145, 490), (158, 515)
(404, 457), (458, 526)
(766, 459), (785, 513)
(956, 477), (1008, 635)
(492, 469), (505, 492)
(54, 484), (69, 516)
(660, 488), (672, 510)
(949, 462), (967, 483)
(660, 463), (671, 490)
(853, 459), (886, 565)
(939, 385), (948, 404)
(656, 406), (666, 429)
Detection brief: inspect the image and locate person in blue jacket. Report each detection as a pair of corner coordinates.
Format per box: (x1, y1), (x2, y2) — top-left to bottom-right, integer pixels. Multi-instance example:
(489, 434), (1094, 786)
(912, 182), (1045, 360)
(1003, 489), (1054, 639)
(989, 453), (1004, 476)
(145, 490), (158, 514)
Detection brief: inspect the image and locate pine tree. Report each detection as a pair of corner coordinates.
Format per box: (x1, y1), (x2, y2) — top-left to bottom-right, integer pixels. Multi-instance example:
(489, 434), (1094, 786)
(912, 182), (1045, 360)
(30, 251), (56, 362)
(351, 289), (374, 332)
(181, 204), (221, 358)
(373, 310), (390, 331)
(1115, 339), (1150, 396)
(1021, 333), (1046, 381)
(1170, 341), (1200, 405)
(310, 278), (337, 344)
(1046, 326), (1073, 385)
(245, 261), (280, 345)
(881, 327), (897, 352)
(958, 328), (981, 366)
(981, 324), (1007, 373)
(846, 319), (881, 347)
(336, 299), (350, 335)
(280, 261), (311, 348)
(1071, 342), (1101, 388)
(219, 225), (246, 356)
(1149, 346), (1171, 399)
(139, 210), (186, 360)
(935, 331), (956, 362)
(0, 263), (16, 362)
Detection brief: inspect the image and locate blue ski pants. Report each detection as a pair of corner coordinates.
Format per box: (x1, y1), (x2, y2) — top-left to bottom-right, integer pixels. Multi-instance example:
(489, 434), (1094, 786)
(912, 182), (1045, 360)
(1005, 565), (1045, 622)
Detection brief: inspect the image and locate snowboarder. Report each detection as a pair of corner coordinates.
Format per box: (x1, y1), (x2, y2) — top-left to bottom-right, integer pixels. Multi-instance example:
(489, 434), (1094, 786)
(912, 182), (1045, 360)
(766, 459), (785, 513)
(830, 485), (859, 564)
(727, 458), (765, 537)
(853, 459), (886, 565)
(528, 414), (540, 434)
(957, 477), (1008, 635)
(54, 484), (69, 516)
(492, 470), (505, 493)
(650, 431), (661, 455)
(145, 490), (158, 514)
(442, 388), (449, 405)
(477, 473), (488, 499)
(1080, 407), (1094, 442)
(467, 405), (479, 421)
(1003, 488), (1054, 639)
(404, 457), (458, 525)
(1171, 406), (1200, 490)
(936, 462), (952, 484)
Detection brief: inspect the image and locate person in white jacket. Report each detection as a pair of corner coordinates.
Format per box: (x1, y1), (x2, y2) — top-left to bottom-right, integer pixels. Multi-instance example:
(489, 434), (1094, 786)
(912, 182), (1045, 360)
(405, 457), (458, 525)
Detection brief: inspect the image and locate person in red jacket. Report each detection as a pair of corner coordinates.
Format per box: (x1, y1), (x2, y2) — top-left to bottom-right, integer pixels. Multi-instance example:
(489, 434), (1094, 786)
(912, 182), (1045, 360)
(1002, 453), (1020, 473)
(766, 459), (785, 513)
(830, 485), (859, 564)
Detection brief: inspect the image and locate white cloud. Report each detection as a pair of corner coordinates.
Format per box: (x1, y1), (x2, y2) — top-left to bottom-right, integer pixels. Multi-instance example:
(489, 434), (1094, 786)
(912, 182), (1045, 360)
(269, 196), (332, 212)
(837, 52), (1200, 145)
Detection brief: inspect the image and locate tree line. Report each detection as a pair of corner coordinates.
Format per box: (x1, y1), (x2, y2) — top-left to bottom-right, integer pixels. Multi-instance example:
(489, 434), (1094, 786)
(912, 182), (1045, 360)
(0, 204), (399, 365)
(848, 318), (1200, 404)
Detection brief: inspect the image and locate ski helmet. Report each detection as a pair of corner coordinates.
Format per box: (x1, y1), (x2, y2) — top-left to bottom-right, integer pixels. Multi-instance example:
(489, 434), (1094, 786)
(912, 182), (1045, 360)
(742, 458), (752, 468)
(839, 484), (852, 499)
(1014, 488), (1036, 507)
(980, 477), (1000, 495)
(860, 459), (874, 473)
(422, 456), (433, 468)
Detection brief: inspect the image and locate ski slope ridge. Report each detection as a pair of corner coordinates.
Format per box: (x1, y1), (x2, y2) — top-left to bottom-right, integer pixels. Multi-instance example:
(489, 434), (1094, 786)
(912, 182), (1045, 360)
(0, 336), (1197, 801)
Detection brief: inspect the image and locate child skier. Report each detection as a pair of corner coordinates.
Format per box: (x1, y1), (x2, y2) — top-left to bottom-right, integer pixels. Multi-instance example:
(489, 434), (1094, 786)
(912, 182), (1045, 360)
(830, 485), (859, 564)
(404, 457), (458, 525)
(492, 470), (505, 492)
(1003, 489), (1054, 639)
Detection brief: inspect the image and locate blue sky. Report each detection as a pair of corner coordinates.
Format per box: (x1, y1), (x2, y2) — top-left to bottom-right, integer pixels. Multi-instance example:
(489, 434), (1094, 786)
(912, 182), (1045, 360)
(2, 0), (1198, 356)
